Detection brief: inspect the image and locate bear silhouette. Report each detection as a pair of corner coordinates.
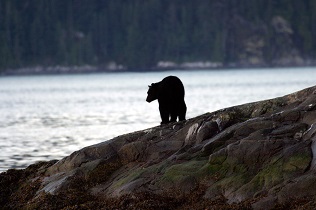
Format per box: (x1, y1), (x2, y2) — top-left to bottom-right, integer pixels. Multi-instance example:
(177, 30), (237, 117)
(146, 76), (186, 124)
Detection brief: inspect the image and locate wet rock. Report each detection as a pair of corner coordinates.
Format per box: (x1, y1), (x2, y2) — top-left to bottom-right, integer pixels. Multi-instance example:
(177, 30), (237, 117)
(118, 141), (147, 163)
(196, 121), (220, 144)
(185, 123), (199, 145)
(252, 195), (277, 210)
(215, 108), (246, 131)
(269, 123), (308, 139)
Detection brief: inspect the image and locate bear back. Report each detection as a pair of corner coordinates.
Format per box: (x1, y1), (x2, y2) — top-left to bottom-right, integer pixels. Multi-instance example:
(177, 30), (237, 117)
(157, 76), (185, 102)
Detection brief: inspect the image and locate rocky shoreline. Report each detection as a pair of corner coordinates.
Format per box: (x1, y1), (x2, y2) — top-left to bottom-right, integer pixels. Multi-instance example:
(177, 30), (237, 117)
(2, 85), (316, 209)
(1, 61), (316, 76)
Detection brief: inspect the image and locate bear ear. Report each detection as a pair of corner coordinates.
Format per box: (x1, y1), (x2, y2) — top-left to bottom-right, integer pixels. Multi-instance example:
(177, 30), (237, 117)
(148, 83), (156, 88)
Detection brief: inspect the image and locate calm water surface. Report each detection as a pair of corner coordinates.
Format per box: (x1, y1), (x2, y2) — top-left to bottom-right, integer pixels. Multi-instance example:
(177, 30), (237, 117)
(0, 67), (315, 171)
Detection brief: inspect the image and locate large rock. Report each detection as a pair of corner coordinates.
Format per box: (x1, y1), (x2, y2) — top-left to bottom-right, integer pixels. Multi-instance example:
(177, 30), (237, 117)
(2, 85), (316, 209)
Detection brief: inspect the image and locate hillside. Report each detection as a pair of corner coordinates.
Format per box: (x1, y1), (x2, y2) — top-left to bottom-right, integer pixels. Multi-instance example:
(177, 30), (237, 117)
(1, 0), (316, 73)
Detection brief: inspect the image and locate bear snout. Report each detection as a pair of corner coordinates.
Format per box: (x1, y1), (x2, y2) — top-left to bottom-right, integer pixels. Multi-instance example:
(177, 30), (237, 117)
(146, 96), (154, 103)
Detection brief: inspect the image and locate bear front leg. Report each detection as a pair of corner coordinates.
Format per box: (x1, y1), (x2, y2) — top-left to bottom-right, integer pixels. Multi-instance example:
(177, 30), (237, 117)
(170, 112), (177, 122)
(159, 105), (170, 124)
(178, 102), (187, 121)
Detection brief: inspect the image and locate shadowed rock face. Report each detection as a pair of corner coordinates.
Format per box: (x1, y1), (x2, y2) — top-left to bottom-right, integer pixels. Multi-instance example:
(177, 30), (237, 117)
(2, 85), (316, 209)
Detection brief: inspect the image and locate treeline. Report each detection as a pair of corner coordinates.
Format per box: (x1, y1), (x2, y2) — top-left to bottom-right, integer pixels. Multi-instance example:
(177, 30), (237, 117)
(1, 0), (316, 71)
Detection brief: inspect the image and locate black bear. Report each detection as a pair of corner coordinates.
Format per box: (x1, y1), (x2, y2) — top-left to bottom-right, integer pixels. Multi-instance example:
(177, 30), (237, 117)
(146, 76), (186, 124)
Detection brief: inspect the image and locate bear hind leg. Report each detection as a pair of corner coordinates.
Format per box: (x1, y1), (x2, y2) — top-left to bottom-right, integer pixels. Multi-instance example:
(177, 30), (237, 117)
(178, 113), (186, 121)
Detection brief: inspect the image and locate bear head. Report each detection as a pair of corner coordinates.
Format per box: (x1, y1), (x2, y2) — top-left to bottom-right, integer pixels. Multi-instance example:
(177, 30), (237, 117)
(146, 83), (159, 102)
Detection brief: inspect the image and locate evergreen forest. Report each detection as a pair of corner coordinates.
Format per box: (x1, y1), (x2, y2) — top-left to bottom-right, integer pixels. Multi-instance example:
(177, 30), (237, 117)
(1, 0), (316, 71)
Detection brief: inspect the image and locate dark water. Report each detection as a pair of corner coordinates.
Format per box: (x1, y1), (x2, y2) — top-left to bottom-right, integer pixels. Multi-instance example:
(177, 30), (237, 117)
(1, 67), (315, 171)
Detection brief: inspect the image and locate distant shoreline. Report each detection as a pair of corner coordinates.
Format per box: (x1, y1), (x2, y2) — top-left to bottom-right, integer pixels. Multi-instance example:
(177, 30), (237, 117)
(1, 62), (316, 76)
